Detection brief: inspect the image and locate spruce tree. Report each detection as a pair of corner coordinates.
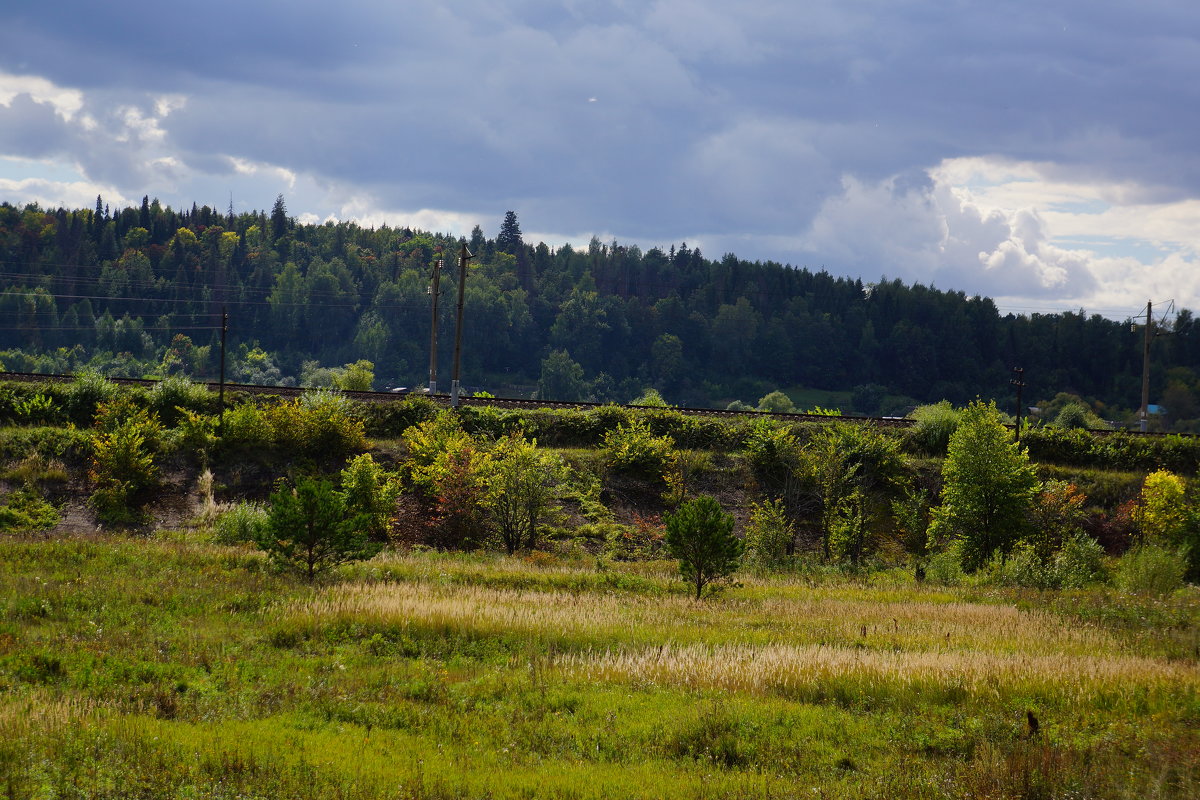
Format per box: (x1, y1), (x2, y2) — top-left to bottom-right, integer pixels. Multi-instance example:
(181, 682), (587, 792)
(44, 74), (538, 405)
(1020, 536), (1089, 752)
(270, 194), (289, 242)
(496, 210), (523, 255)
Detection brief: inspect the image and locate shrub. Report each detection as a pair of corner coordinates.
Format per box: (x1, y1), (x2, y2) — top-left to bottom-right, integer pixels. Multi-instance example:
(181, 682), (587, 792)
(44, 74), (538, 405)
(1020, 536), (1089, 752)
(905, 401), (961, 456)
(742, 498), (794, 569)
(359, 394), (440, 438)
(339, 453), (403, 541)
(485, 435), (566, 554)
(1054, 532), (1107, 589)
(88, 399), (162, 527)
(742, 419), (800, 495)
(0, 488), (60, 533)
(13, 393), (61, 426)
(213, 501), (269, 545)
(3, 454), (69, 487)
(1026, 480), (1087, 561)
(291, 389), (368, 460)
(65, 370), (120, 425)
(1138, 469), (1188, 542)
(218, 403), (274, 451)
(756, 390), (796, 413)
(665, 494), (742, 599)
(602, 516), (665, 561)
(602, 417), (676, 484)
(803, 422), (906, 563)
(1115, 543), (1187, 596)
(630, 388), (669, 407)
(992, 542), (1055, 589)
(925, 548), (965, 586)
(147, 375), (214, 426)
(172, 408), (218, 464)
(0, 427), (91, 464)
(427, 442), (492, 550)
(401, 411), (475, 498)
(891, 487), (932, 575)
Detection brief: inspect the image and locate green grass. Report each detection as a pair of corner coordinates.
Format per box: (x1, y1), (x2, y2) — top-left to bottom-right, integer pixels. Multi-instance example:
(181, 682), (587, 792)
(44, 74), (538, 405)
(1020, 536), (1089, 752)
(2, 538), (1198, 799)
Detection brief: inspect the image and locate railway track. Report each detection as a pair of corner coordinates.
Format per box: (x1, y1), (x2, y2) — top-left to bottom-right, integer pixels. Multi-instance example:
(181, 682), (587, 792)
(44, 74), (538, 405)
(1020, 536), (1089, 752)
(0, 370), (914, 427)
(2, 370), (1189, 436)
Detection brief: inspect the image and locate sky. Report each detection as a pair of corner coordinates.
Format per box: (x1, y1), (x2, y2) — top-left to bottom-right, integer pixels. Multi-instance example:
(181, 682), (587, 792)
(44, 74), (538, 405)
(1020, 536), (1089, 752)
(2, 0), (1199, 319)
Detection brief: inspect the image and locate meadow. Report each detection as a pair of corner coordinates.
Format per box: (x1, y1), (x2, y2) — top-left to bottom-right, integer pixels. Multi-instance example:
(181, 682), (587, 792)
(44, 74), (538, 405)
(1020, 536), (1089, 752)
(2, 535), (1197, 799)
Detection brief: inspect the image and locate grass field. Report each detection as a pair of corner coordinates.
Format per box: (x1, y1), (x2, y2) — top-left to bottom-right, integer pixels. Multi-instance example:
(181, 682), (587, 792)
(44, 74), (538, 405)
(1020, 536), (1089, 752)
(2, 535), (1198, 798)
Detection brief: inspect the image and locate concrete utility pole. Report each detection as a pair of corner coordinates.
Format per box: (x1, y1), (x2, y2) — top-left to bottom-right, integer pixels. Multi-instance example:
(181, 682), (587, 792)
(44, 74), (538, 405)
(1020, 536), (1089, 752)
(428, 259), (443, 395)
(1140, 300), (1152, 432)
(450, 244), (474, 408)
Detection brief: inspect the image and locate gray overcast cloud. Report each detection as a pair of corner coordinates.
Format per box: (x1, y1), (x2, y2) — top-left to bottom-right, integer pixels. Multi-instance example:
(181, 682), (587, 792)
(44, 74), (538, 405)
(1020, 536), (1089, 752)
(3, 0), (1200, 314)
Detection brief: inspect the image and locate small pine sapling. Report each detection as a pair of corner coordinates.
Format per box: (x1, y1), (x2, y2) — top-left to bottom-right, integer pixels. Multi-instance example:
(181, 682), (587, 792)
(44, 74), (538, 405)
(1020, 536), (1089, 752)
(665, 494), (742, 599)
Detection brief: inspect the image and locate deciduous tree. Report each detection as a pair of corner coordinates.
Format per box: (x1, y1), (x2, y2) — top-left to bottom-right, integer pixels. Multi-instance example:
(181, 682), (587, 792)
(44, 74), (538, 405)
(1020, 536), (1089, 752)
(929, 400), (1037, 571)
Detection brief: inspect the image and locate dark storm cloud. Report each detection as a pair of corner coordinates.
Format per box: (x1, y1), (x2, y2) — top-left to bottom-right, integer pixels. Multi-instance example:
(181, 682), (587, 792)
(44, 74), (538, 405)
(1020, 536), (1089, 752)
(2, 0), (1199, 301)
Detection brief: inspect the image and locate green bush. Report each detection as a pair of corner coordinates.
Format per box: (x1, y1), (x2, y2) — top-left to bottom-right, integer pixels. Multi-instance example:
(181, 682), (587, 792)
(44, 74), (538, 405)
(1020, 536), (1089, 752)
(217, 392), (368, 463)
(213, 501), (269, 545)
(1022, 428), (1200, 474)
(65, 370), (119, 425)
(905, 401), (961, 456)
(88, 399), (162, 527)
(602, 418), (676, 484)
(218, 403), (274, 451)
(742, 498), (794, 569)
(1054, 532), (1107, 589)
(0, 426), (90, 463)
(742, 419), (800, 494)
(147, 375), (215, 426)
(1115, 543), (1188, 596)
(925, 548), (965, 586)
(0, 488), (60, 533)
(359, 394), (440, 438)
(991, 543), (1054, 589)
(12, 393), (61, 426)
(601, 518), (664, 561)
(339, 453), (402, 541)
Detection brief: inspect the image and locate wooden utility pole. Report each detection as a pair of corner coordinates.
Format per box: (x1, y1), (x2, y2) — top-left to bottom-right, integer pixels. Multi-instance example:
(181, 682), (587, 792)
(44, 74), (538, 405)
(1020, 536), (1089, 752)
(1010, 366), (1025, 445)
(1140, 300), (1152, 432)
(218, 307), (228, 434)
(450, 244), (473, 408)
(428, 259), (443, 395)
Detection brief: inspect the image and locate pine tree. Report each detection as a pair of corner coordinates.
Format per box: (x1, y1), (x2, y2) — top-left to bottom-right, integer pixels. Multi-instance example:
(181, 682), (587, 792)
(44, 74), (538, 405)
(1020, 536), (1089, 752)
(665, 495), (743, 599)
(257, 477), (379, 581)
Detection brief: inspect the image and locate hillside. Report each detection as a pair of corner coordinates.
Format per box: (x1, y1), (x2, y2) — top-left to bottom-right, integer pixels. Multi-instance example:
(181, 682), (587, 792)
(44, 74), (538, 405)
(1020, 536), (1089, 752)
(2, 199), (1199, 428)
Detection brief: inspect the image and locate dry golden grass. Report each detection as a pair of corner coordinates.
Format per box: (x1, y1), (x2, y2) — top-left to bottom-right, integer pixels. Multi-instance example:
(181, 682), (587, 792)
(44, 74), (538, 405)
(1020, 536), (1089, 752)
(0, 692), (95, 733)
(283, 578), (1128, 658)
(562, 641), (1197, 700)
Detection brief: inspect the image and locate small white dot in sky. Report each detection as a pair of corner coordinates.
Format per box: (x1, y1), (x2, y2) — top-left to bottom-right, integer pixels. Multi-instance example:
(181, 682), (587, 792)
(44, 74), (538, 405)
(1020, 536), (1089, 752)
(588, 97), (598, 103)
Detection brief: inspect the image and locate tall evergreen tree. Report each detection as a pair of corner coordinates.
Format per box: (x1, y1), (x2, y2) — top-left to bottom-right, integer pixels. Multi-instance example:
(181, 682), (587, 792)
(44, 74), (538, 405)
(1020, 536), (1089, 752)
(496, 211), (523, 256)
(270, 194), (289, 242)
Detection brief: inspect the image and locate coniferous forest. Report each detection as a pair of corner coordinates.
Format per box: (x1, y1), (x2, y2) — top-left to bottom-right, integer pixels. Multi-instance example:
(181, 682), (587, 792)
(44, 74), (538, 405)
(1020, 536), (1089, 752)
(1, 196), (1197, 426)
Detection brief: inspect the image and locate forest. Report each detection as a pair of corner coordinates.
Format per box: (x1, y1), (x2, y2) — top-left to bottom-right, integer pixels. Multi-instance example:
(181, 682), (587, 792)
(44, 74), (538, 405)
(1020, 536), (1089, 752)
(0, 196), (1197, 427)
